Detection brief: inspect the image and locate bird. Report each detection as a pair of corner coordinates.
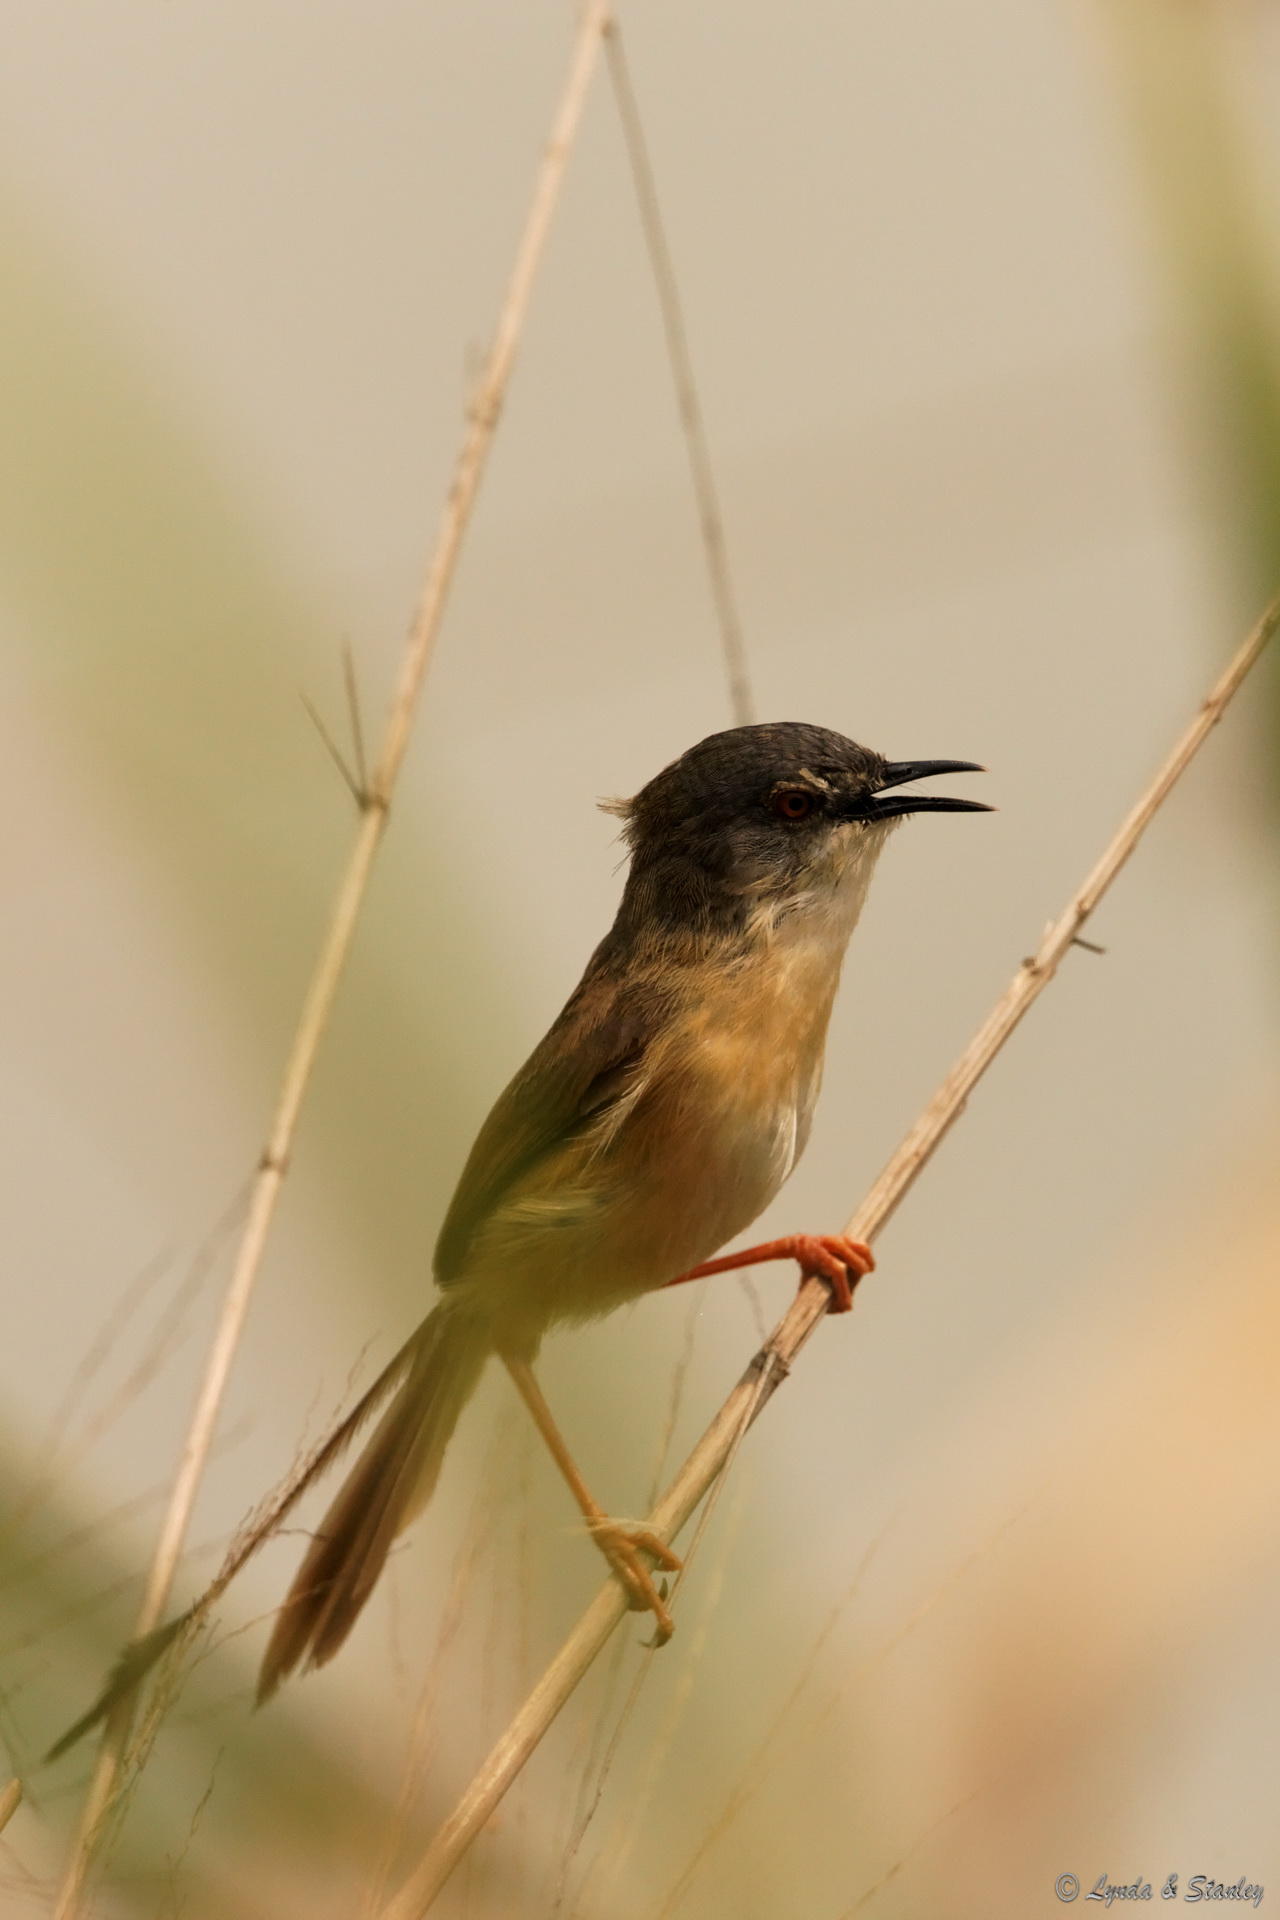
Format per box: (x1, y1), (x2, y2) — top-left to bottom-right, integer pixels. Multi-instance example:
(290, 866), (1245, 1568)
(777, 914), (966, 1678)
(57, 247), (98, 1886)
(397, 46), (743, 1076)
(257, 721), (988, 1697)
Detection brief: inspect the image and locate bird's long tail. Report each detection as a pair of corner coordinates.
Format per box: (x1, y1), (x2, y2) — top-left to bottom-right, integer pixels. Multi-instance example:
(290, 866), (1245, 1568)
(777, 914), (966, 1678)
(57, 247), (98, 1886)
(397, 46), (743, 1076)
(257, 1296), (489, 1700)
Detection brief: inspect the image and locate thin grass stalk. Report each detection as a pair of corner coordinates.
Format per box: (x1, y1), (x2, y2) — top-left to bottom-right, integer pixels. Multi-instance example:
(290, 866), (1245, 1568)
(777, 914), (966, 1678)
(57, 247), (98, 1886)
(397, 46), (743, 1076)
(553, 37), (761, 1852)
(552, 1298), (699, 1887)
(360, 1432), (506, 1918)
(653, 1502), (1024, 1919)
(50, 7), (612, 1914)
(604, 20), (754, 725)
(0, 1777), (20, 1836)
(838, 1778), (991, 1918)
(644, 1522), (895, 1920)
(375, 594), (1279, 1919)
(562, 1469), (755, 1919)
(540, 28), (761, 1875)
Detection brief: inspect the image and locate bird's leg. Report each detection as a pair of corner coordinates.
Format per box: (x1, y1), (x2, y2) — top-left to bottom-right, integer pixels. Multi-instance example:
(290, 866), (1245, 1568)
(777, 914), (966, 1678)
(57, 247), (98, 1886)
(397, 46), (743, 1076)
(665, 1233), (875, 1314)
(501, 1354), (681, 1642)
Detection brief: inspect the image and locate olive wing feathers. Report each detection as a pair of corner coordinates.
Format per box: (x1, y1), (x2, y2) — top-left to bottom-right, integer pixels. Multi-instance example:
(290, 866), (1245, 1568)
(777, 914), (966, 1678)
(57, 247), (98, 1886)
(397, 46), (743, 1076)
(432, 963), (665, 1287)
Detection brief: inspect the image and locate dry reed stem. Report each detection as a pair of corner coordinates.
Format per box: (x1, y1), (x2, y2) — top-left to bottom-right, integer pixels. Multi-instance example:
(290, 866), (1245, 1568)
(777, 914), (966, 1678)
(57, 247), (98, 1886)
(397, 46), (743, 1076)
(605, 20), (755, 727)
(549, 33), (759, 1852)
(50, 6), (613, 1914)
(375, 594), (1279, 1919)
(0, 1777), (21, 1836)
(539, 23), (760, 1843)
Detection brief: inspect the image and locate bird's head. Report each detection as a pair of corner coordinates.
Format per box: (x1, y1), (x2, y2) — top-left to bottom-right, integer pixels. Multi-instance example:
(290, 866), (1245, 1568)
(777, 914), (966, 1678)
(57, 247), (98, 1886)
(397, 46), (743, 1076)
(608, 721), (990, 935)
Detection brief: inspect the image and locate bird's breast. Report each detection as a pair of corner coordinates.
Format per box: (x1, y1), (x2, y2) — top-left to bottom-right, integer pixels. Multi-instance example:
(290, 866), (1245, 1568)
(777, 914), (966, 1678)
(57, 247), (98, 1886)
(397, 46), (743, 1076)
(457, 828), (883, 1337)
(621, 920), (848, 1274)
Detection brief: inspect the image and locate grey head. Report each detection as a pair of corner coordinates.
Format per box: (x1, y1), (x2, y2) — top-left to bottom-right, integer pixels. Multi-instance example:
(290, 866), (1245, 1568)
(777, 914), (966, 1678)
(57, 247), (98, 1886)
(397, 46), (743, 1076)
(611, 721), (989, 936)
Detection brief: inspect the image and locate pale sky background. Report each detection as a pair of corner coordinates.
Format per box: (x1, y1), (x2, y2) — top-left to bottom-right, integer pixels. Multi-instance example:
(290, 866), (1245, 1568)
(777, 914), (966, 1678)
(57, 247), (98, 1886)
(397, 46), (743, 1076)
(1, 5), (1277, 1918)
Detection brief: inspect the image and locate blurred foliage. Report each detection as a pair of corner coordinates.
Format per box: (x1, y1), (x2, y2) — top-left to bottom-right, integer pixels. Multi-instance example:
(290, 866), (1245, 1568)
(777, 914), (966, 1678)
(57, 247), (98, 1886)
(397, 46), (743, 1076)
(1105, 3), (1280, 795)
(0, 1419), (396, 1911)
(3, 6), (1279, 1915)
(0, 147), (715, 1920)
(0, 186), (518, 1905)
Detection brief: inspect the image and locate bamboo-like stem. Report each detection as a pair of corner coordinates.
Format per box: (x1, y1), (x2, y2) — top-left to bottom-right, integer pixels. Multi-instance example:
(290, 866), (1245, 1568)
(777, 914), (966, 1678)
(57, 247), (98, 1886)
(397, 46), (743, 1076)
(376, 595), (1279, 1920)
(604, 20), (755, 726)
(50, 7), (612, 1914)
(0, 1777), (21, 1835)
(842, 599), (1280, 1249)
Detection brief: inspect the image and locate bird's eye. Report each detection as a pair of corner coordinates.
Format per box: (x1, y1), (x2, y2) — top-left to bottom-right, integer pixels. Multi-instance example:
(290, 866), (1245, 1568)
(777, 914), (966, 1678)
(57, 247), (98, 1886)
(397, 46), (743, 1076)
(771, 787), (816, 822)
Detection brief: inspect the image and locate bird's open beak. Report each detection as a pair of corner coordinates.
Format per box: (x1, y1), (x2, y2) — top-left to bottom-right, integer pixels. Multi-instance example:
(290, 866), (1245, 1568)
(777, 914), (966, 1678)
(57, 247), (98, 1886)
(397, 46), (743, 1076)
(853, 759), (991, 820)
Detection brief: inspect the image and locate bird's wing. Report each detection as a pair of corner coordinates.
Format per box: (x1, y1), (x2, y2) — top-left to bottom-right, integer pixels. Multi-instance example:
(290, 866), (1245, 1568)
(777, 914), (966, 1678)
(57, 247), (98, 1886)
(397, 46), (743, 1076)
(433, 960), (664, 1287)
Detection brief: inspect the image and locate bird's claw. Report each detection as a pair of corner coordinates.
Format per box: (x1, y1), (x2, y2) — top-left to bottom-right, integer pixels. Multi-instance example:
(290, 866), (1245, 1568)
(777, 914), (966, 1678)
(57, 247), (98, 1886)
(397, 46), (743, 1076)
(790, 1233), (875, 1313)
(588, 1519), (680, 1641)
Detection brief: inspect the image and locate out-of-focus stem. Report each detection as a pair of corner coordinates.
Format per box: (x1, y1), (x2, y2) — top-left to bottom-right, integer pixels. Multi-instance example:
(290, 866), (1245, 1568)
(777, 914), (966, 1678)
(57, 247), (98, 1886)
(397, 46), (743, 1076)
(50, 6), (613, 1914)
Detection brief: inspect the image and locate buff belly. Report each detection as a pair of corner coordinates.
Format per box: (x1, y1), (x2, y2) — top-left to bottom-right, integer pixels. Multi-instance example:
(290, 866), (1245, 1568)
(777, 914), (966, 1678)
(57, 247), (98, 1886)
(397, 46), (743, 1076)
(460, 933), (849, 1345)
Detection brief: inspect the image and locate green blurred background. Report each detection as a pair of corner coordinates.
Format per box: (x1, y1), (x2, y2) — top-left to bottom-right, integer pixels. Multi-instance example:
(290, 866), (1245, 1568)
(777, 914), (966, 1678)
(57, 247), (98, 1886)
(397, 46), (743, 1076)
(2, 3), (1278, 1916)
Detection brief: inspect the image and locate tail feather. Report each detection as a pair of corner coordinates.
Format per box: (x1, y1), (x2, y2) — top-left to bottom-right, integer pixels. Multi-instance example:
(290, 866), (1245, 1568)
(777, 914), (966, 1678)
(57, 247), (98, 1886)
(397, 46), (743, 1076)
(257, 1299), (488, 1700)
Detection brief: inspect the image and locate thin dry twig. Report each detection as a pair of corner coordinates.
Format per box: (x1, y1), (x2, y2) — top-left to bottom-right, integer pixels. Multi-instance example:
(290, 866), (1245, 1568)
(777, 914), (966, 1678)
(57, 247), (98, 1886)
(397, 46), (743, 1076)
(39, 1249), (174, 1462)
(645, 1516), (900, 1920)
(562, 1468), (754, 1920)
(47, 1192), (250, 1497)
(654, 1498), (1027, 1920)
(301, 689), (364, 806)
(301, 643), (375, 808)
(539, 38), (764, 1850)
(360, 1428), (507, 1918)
(552, 1297), (700, 1894)
(839, 1778), (991, 1918)
(0, 1777), (21, 1836)
(548, 1372), (760, 1914)
(374, 595), (1279, 1919)
(344, 641), (371, 803)
(604, 19), (755, 726)
(50, 6), (613, 1913)
(546, 37), (761, 1858)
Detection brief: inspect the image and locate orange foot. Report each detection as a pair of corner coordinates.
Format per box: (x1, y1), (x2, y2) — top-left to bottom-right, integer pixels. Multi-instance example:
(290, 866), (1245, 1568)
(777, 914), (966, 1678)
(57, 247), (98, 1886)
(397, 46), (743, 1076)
(588, 1518), (681, 1641)
(666, 1232), (875, 1315)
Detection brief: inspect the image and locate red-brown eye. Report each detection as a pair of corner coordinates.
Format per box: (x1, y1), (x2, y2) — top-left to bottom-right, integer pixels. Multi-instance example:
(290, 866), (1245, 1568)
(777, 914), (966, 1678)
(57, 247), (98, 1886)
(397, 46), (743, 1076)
(772, 787), (815, 822)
